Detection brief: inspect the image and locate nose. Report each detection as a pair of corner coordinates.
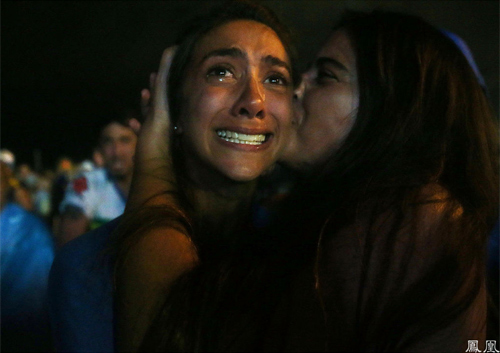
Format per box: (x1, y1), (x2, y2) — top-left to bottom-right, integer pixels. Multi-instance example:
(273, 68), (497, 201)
(108, 142), (120, 157)
(232, 77), (266, 119)
(293, 74), (306, 102)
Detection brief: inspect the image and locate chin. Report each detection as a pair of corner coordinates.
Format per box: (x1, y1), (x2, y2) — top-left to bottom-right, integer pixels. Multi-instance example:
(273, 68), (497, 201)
(226, 173), (260, 183)
(224, 167), (263, 183)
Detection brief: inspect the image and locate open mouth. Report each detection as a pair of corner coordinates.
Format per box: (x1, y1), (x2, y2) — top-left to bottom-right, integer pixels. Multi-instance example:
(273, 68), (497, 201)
(216, 129), (270, 145)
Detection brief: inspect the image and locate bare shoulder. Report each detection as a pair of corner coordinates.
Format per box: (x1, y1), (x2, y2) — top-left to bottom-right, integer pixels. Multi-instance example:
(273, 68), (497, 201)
(121, 227), (199, 287)
(114, 227), (198, 352)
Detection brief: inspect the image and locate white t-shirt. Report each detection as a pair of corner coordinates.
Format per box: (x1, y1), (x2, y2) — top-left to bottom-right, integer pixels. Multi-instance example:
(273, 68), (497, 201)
(59, 168), (126, 229)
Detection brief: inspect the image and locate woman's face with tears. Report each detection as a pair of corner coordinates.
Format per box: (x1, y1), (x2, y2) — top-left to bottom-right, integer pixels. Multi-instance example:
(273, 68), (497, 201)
(177, 20), (294, 183)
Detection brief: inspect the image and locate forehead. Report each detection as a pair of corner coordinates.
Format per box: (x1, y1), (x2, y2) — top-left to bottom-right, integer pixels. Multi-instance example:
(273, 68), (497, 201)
(100, 122), (134, 139)
(317, 29), (356, 71)
(193, 19), (289, 64)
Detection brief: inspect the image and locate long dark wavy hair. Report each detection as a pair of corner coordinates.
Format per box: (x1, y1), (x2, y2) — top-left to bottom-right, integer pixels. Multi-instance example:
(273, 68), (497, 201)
(111, 0), (300, 351)
(308, 10), (498, 216)
(282, 10), (499, 351)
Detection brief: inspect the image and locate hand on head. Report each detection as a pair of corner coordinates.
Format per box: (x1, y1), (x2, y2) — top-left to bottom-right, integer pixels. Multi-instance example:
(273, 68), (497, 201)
(131, 71), (161, 134)
(126, 46), (178, 211)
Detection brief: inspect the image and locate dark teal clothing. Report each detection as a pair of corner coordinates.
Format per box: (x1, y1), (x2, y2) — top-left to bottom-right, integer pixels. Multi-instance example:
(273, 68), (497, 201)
(48, 217), (118, 352)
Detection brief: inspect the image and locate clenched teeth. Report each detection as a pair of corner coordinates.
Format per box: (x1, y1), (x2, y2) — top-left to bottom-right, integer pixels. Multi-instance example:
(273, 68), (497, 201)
(217, 130), (267, 145)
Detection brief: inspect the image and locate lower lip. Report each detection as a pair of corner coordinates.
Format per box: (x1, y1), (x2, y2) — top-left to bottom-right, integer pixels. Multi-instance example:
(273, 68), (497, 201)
(215, 134), (272, 151)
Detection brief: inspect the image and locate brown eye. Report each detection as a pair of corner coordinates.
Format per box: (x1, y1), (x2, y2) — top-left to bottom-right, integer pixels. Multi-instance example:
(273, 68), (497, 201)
(207, 66), (234, 80)
(264, 74), (289, 86)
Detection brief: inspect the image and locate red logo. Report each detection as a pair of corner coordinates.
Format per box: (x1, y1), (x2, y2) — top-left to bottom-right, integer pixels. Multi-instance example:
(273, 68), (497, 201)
(73, 177), (88, 194)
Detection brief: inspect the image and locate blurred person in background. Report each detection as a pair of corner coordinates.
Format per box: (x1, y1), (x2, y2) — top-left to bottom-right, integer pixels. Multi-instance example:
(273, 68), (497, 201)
(50, 156), (74, 234)
(0, 153), (55, 352)
(56, 108), (139, 247)
(32, 169), (56, 222)
(77, 159), (97, 173)
(92, 147), (105, 169)
(17, 163), (39, 190)
(16, 163), (39, 208)
(2, 155), (36, 211)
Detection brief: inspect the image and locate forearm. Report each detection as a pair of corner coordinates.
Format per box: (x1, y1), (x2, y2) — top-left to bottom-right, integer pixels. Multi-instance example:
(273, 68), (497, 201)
(114, 227), (198, 352)
(126, 47), (178, 213)
(114, 46), (189, 352)
(126, 159), (178, 210)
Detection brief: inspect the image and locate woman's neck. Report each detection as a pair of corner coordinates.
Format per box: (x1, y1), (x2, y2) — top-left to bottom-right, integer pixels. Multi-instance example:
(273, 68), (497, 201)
(182, 161), (258, 240)
(190, 182), (256, 235)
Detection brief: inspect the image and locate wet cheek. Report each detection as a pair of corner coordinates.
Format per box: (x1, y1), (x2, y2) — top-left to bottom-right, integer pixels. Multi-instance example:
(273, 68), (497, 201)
(203, 89), (225, 110)
(192, 87), (232, 121)
(182, 97), (211, 132)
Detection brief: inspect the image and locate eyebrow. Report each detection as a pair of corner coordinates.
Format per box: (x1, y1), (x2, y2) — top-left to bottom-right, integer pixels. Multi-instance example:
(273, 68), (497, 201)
(200, 47), (291, 75)
(315, 57), (349, 73)
(200, 47), (246, 63)
(262, 55), (291, 76)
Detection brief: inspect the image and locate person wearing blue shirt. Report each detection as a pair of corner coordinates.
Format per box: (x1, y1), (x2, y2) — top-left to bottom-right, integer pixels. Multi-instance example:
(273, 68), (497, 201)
(1, 160), (55, 352)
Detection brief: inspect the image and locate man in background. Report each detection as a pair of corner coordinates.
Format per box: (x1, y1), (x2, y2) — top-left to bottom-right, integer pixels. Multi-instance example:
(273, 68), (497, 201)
(57, 109), (138, 247)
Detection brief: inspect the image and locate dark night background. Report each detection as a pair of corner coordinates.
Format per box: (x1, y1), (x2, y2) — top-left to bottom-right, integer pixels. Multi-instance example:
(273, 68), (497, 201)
(2, 0), (499, 171)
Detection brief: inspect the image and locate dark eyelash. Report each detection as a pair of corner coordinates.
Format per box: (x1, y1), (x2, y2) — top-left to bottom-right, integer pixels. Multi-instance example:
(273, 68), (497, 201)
(267, 73), (290, 86)
(206, 65), (233, 77)
(316, 69), (338, 83)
